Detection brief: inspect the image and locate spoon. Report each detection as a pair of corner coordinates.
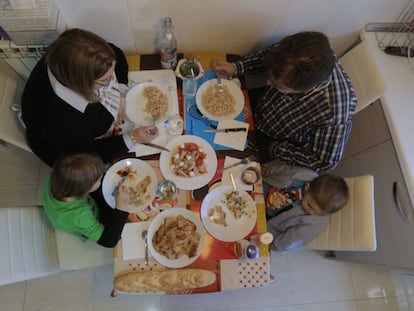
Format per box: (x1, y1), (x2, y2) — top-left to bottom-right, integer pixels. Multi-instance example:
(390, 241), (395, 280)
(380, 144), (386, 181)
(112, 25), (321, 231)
(141, 230), (148, 265)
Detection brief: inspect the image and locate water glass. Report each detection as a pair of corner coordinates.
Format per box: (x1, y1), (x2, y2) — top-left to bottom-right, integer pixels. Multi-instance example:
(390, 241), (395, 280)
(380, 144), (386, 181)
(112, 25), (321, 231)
(167, 114), (184, 135)
(182, 75), (197, 97)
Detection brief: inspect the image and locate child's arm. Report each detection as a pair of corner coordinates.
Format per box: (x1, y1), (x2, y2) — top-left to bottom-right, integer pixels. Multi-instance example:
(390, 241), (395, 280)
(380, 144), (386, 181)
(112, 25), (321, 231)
(268, 216), (328, 252)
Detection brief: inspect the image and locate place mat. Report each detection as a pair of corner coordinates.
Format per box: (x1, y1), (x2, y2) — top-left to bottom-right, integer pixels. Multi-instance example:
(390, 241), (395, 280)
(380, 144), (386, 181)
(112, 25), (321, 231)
(220, 257), (271, 290)
(184, 70), (245, 150)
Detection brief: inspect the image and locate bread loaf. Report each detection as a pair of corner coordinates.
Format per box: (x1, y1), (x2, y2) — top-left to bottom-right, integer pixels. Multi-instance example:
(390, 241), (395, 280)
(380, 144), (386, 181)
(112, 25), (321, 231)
(114, 268), (216, 292)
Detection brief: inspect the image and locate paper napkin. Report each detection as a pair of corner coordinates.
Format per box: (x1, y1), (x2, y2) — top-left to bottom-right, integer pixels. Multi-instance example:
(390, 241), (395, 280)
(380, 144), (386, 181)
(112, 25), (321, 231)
(213, 120), (249, 151)
(221, 156), (259, 192)
(121, 222), (152, 260)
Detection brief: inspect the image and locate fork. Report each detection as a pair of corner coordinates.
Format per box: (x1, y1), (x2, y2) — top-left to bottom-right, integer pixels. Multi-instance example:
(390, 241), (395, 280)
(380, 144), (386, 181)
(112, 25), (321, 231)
(216, 71), (224, 93)
(217, 154), (256, 173)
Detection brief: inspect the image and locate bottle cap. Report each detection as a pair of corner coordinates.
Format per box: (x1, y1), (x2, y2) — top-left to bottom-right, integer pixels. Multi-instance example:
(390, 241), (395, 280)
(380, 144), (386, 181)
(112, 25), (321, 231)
(260, 232), (274, 245)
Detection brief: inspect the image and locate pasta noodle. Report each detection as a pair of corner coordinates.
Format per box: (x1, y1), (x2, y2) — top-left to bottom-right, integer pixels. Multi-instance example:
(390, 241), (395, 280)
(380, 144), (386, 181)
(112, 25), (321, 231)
(142, 86), (169, 121)
(152, 215), (201, 260)
(201, 84), (235, 117)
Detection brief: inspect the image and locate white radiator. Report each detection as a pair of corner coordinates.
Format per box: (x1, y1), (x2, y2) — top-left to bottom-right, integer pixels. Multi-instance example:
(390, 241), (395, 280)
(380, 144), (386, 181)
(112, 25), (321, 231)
(0, 40), (46, 80)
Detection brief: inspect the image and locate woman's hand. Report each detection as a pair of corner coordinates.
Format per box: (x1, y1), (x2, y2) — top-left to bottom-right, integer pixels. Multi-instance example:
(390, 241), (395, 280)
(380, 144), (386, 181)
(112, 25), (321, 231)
(130, 126), (159, 144)
(212, 60), (236, 79)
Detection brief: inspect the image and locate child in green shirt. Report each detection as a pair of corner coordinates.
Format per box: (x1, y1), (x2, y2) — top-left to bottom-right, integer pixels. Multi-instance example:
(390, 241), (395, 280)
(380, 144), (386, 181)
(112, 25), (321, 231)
(43, 153), (129, 247)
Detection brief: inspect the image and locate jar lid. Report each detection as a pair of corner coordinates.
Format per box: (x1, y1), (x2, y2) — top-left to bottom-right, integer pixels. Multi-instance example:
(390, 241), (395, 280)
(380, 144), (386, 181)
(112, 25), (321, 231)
(260, 232), (274, 245)
(244, 243), (259, 259)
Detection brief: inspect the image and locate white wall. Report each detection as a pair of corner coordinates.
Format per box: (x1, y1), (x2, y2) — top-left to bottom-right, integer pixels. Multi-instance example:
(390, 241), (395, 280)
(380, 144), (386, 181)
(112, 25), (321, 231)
(53, 0), (409, 56)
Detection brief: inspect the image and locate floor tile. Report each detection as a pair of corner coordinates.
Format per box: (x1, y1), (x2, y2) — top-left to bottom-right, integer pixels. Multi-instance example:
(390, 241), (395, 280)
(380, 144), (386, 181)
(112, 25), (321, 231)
(356, 297), (410, 311)
(24, 270), (94, 311)
(161, 291), (228, 311)
(401, 272), (414, 296)
(0, 281), (26, 311)
(293, 301), (358, 311)
(285, 250), (355, 304)
(349, 264), (405, 299)
(0, 145), (40, 186)
(231, 306), (293, 311)
(0, 185), (40, 206)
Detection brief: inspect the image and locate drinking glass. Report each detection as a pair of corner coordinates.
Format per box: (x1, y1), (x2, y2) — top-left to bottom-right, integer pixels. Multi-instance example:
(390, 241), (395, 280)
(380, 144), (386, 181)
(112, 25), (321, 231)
(182, 75), (197, 97)
(167, 114), (183, 135)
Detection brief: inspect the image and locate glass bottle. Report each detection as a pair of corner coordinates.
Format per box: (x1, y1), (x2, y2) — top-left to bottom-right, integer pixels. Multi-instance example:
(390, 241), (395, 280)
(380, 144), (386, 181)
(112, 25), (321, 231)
(159, 17), (177, 69)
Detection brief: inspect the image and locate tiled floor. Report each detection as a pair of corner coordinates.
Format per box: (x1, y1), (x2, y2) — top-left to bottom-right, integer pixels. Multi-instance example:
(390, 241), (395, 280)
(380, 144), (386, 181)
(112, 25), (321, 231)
(1, 143), (414, 311)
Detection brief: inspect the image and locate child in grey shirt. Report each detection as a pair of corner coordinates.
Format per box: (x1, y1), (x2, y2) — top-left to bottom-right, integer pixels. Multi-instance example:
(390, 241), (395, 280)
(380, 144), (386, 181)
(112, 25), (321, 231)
(262, 160), (349, 252)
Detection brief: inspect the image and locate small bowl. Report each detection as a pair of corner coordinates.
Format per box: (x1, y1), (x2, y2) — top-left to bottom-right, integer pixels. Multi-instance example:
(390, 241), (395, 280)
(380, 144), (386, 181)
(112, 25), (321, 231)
(175, 58), (204, 80)
(241, 167), (261, 185)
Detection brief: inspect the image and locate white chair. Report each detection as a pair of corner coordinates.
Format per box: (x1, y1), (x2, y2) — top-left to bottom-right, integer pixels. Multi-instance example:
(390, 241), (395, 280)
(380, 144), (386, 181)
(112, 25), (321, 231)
(339, 41), (387, 113)
(306, 175), (376, 251)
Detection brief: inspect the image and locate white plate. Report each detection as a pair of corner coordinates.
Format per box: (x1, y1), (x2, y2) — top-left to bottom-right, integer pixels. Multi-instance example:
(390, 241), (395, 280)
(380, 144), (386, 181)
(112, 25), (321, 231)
(196, 79), (244, 122)
(147, 208), (205, 268)
(102, 158), (158, 212)
(126, 81), (172, 125)
(159, 135), (217, 190)
(200, 185), (257, 242)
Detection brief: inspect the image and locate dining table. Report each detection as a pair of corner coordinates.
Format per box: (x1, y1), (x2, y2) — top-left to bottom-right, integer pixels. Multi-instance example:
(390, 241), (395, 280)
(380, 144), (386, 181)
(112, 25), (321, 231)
(110, 52), (273, 296)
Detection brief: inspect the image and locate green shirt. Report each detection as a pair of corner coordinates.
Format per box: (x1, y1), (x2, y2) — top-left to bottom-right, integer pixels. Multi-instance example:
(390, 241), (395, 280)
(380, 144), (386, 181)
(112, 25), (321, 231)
(43, 177), (105, 242)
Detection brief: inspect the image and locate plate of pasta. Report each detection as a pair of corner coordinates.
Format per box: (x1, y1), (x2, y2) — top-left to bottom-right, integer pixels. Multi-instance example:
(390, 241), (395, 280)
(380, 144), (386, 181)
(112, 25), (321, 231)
(102, 158), (158, 214)
(159, 135), (217, 190)
(148, 207), (206, 268)
(200, 185), (257, 242)
(126, 81), (172, 125)
(196, 79), (244, 122)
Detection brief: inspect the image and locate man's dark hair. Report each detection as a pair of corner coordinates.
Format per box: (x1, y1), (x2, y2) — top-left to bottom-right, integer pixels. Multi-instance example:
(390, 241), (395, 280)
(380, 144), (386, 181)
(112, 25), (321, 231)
(265, 31), (335, 91)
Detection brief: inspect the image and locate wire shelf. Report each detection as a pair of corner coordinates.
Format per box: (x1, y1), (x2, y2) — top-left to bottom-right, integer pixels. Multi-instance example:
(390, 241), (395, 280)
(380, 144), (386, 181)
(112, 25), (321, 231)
(365, 0), (414, 50)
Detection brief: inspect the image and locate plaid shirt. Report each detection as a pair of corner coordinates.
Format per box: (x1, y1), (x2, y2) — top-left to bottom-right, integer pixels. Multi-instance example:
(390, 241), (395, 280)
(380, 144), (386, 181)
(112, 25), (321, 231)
(234, 46), (357, 172)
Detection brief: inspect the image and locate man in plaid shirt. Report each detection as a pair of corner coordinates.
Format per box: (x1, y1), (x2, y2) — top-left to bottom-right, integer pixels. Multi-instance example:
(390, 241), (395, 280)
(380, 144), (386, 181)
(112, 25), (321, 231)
(214, 32), (356, 172)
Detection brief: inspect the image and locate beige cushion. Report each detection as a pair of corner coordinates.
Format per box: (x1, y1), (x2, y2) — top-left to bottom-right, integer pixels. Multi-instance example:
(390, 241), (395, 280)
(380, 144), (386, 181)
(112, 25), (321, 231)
(340, 41), (387, 113)
(55, 230), (113, 271)
(306, 175), (376, 251)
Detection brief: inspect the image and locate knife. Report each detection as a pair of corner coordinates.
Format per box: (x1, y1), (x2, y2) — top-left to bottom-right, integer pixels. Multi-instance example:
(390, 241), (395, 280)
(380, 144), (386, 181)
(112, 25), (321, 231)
(142, 142), (170, 152)
(203, 128), (247, 133)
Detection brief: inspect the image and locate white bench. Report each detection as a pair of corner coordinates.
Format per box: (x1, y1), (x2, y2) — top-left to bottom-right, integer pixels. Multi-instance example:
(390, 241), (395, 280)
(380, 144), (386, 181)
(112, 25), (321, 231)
(0, 206), (113, 286)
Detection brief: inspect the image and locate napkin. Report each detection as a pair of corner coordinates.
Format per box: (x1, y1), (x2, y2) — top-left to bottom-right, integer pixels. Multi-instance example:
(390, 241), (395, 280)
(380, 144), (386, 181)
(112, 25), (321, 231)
(220, 257), (271, 290)
(221, 156), (258, 192)
(121, 222), (152, 260)
(213, 120), (249, 151)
